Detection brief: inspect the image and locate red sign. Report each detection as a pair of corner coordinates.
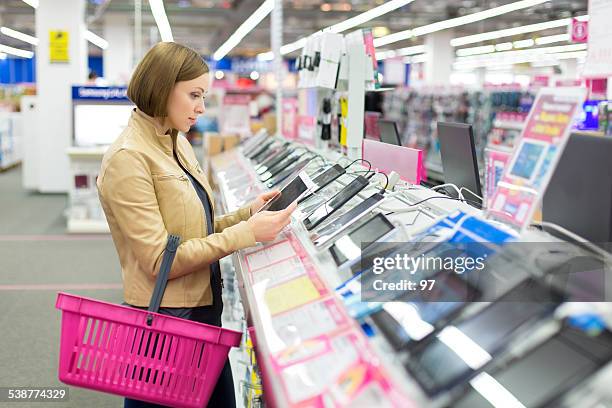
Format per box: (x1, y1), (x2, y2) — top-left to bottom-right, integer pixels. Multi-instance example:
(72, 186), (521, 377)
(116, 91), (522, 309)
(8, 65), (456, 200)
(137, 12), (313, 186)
(571, 18), (588, 43)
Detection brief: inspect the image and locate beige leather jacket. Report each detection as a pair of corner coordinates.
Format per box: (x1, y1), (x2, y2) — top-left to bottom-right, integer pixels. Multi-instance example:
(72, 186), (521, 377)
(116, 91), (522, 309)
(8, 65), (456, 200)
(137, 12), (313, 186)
(97, 109), (255, 307)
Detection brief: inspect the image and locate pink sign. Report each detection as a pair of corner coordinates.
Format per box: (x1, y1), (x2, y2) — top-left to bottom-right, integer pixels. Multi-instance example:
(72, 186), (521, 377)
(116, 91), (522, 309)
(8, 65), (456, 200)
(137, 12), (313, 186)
(486, 88), (585, 231)
(484, 148), (512, 209)
(571, 18), (588, 43)
(282, 98), (298, 140)
(364, 111), (381, 140)
(362, 139), (423, 184)
(296, 115), (316, 146)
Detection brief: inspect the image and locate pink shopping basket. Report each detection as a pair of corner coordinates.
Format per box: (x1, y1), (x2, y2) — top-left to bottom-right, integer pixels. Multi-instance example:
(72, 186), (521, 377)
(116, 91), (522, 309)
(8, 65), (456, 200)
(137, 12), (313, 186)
(56, 292), (242, 407)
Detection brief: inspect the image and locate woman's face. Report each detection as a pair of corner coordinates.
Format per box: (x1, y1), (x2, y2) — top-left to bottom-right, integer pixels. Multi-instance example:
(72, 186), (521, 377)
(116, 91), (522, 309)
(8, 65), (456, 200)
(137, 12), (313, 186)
(165, 73), (210, 133)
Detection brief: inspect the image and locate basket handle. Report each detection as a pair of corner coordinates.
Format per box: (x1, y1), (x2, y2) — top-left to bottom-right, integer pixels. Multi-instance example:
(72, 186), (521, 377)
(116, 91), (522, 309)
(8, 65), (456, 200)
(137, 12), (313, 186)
(147, 234), (181, 326)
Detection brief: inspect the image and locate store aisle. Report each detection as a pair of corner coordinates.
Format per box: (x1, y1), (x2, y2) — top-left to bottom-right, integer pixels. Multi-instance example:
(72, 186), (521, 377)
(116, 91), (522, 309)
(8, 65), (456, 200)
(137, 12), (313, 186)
(0, 166), (123, 407)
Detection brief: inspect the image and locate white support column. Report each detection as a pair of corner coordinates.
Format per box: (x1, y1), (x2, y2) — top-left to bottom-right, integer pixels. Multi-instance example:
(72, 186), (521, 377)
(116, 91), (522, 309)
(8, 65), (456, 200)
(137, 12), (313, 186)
(475, 67), (486, 88)
(346, 35), (367, 160)
(424, 30), (455, 85)
(103, 13), (134, 85)
(559, 59), (578, 80)
(271, 0), (283, 137)
(35, 0), (87, 193)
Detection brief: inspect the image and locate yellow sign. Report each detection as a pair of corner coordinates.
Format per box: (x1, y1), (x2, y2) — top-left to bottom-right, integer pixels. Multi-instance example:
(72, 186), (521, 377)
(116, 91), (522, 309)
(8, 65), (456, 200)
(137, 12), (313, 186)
(49, 30), (69, 63)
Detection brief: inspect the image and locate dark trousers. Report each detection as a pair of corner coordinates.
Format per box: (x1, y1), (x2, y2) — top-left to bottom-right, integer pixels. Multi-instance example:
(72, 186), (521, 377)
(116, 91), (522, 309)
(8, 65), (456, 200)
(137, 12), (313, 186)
(124, 272), (235, 408)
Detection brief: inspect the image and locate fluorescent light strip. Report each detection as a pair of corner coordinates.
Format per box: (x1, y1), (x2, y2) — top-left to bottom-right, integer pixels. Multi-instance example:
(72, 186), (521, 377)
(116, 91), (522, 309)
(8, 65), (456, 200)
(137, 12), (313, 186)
(213, 0), (274, 61)
(513, 38), (535, 48)
(376, 45), (425, 60)
(456, 43), (587, 63)
(84, 30), (108, 50)
(323, 0), (416, 34)
(278, 0), (416, 56)
(458, 32), (571, 56)
(456, 34), (570, 57)
(0, 53), (6, 60)
(374, 0), (550, 48)
(456, 44), (496, 57)
(450, 14), (588, 47)
(22, 0), (38, 8)
(257, 51), (274, 61)
(535, 33), (570, 45)
(149, 0), (173, 42)
(453, 50), (587, 69)
(0, 43), (34, 58)
(0, 27), (39, 45)
(403, 53), (427, 64)
(495, 42), (513, 51)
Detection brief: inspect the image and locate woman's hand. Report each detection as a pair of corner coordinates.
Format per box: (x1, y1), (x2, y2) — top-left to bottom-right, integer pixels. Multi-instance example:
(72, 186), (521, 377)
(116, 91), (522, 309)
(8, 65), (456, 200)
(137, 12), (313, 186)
(249, 190), (281, 215)
(247, 202), (297, 242)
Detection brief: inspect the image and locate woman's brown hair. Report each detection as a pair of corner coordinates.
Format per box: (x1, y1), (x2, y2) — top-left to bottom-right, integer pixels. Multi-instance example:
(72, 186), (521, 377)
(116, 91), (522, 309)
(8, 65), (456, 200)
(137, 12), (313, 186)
(128, 42), (209, 117)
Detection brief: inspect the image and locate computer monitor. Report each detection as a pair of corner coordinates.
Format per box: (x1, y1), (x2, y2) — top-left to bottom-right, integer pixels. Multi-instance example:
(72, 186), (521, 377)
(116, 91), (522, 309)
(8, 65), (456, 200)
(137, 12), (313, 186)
(543, 133), (612, 245)
(437, 122), (482, 203)
(378, 119), (401, 146)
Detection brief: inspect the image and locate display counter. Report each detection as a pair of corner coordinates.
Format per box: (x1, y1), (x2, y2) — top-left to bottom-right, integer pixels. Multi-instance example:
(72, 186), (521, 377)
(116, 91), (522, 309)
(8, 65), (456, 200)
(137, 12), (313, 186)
(208, 136), (612, 407)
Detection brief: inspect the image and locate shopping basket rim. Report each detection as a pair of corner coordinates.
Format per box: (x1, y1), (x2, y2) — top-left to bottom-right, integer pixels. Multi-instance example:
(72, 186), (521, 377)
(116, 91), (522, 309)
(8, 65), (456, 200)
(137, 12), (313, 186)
(55, 291), (242, 346)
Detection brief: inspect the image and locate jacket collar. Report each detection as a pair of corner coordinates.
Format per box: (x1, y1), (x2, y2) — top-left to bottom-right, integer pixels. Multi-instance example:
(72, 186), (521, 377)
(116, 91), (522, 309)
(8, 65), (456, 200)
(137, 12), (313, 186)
(130, 109), (178, 154)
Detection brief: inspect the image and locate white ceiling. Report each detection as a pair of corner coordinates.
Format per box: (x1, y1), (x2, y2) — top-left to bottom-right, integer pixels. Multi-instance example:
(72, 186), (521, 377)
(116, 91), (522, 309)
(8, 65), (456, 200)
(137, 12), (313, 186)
(0, 0), (588, 57)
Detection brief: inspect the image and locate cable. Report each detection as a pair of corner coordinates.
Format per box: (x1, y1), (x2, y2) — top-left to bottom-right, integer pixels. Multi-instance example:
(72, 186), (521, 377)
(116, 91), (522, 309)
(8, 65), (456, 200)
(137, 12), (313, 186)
(377, 194), (483, 213)
(432, 183), (464, 200)
(343, 158), (372, 172)
(459, 187), (483, 202)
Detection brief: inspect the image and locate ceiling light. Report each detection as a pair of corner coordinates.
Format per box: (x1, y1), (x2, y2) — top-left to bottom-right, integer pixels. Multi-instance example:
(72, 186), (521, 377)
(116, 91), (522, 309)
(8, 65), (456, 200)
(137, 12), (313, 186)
(0, 43), (34, 58)
(22, 0), (38, 8)
(404, 53), (427, 64)
(513, 38), (535, 48)
(450, 14), (588, 47)
(0, 27), (39, 45)
(453, 49), (587, 69)
(213, 0), (273, 60)
(257, 51), (274, 61)
(456, 45), (496, 57)
(535, 33), (570, 45)
(250, 71), (260, 81)
(457, 43), (587, 62)
(214, 70), (225, 80)
(458, 33), (570, 57)
(377, 44), (425, 60)
(495, 42), (513, 51)
(320, 3), (332, 12)
(149, 0), (174, 42)
(373, 26), (390, 38)
(323, 0), (415, 34)
(281, 38), (307, 55)
(281, 0), (416, 55)
(84, 30), (108, 50)
(375, 0), (551, 48)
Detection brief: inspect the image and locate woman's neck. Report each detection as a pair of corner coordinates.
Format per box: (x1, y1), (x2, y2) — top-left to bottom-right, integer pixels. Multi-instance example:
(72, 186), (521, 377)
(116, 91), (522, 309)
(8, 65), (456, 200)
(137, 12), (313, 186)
(154, 117), (172, 135)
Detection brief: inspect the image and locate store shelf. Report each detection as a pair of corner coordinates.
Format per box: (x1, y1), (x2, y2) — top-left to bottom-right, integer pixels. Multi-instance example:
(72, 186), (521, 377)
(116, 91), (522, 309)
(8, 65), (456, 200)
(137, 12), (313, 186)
(66, 218), (109, 234)
(492, 120), (525, 130)
(66, 146), (108, 158)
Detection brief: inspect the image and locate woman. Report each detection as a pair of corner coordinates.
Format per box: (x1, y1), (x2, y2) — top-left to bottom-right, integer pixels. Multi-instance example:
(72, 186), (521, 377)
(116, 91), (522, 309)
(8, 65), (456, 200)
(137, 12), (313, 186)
(97, 42), (295, 408)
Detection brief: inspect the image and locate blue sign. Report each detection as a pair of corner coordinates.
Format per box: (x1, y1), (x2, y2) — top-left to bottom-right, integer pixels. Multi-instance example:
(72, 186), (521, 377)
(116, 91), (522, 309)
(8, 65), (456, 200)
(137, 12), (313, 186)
(72, 86), (129, 101)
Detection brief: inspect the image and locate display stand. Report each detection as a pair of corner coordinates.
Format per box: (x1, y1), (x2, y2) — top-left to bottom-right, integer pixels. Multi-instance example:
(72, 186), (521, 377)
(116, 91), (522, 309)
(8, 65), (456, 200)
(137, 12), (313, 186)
(0, 111), (23, 171)
(65, 147), (109, 234)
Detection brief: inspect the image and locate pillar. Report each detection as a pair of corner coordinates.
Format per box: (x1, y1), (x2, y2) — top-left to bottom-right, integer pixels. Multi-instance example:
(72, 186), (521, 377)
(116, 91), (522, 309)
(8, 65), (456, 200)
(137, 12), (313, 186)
(424, 30), (455, 85)
(103, 13), (134, 85)
(35, 0), (87, 193)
